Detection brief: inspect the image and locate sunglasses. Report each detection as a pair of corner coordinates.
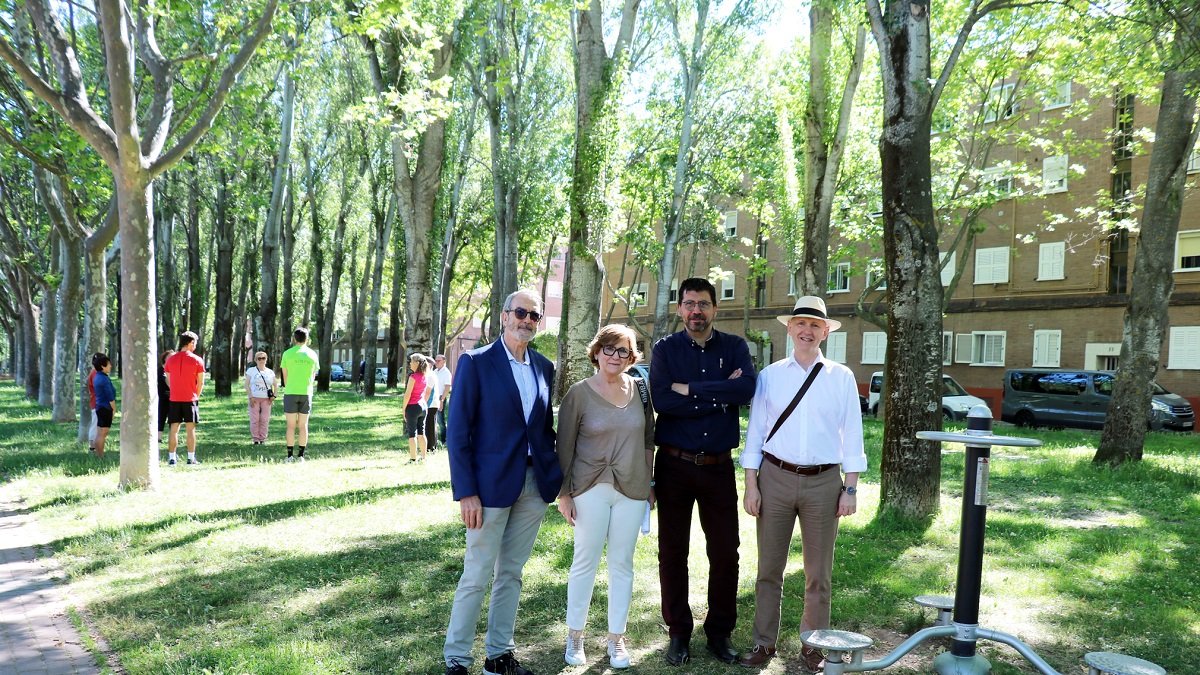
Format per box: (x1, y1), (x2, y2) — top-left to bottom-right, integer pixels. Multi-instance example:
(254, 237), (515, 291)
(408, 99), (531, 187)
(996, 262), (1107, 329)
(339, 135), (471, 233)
(601, 345), (632, 359)
(256, 357), (267, 361)
(507, 307), (543, 322)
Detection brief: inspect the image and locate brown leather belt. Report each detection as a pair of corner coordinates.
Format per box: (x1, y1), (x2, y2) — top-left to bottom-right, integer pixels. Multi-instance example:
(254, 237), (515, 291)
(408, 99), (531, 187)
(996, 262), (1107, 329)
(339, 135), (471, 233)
(660, 445), (731, 466)
(763, 452), (837, 476)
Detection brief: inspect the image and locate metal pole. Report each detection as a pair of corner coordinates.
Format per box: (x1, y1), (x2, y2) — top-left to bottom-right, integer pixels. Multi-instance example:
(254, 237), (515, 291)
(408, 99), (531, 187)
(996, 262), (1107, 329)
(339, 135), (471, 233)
(952, 413), (992, 658)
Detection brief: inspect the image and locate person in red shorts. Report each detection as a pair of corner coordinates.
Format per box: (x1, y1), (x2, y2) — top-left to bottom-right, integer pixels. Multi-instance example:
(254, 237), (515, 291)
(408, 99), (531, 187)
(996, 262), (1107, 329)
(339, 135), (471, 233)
(163, 331), (206, 466)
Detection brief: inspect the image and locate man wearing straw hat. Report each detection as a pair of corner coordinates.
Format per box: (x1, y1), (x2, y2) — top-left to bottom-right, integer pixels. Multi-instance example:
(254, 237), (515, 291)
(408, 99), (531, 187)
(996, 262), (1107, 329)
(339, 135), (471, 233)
(737, 295), (867, 673)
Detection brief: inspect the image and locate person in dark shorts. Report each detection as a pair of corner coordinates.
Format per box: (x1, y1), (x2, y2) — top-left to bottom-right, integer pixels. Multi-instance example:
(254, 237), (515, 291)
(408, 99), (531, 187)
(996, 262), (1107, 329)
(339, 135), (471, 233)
(401, 353), (431, 463)
(163, 332), (205, 466)
(93, 354), (116, 459)
(280, 327), (320, 462)
(157, 349), (175, 443)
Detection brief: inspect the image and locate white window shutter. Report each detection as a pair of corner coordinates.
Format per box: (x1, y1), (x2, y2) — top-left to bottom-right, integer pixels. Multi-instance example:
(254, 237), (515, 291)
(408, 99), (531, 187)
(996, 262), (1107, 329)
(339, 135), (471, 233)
(955, 334), (974, 364)
(1168, 326), (1200, 369)
(1038, 242), (1065, 281)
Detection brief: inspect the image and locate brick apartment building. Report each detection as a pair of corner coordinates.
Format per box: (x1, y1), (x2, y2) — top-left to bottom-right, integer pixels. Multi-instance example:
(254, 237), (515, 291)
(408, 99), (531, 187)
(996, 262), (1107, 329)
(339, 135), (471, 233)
(601, 85), (1200, 418)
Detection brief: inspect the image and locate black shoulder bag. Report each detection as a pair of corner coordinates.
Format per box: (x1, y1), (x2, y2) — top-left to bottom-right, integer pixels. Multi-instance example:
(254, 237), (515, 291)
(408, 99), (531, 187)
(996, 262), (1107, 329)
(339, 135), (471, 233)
(764, 362), (823, 444)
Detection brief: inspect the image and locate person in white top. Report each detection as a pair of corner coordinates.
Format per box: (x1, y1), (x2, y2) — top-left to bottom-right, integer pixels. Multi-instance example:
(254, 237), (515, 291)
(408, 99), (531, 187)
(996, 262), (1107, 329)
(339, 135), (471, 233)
(424, 356), (445, 451)
(244, 351), (276, 445)
(434, 354), (453, 443)
(738, 296), (867, 672)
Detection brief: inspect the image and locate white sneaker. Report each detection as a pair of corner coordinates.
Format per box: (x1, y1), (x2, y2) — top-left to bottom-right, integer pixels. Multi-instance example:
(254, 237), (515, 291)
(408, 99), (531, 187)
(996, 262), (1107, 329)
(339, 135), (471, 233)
(564, 632), (586, 666)
(607, 636), (630, 669)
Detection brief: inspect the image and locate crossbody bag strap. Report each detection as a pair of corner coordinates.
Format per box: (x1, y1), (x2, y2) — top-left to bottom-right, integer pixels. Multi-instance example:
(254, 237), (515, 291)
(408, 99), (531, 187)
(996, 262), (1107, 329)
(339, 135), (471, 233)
(764, 361), (823, 445)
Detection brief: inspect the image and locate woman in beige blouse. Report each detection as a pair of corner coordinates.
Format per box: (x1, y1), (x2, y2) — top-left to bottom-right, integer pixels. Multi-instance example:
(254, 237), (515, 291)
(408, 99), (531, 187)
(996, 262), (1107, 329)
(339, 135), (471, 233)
(557, 324), (655, 670)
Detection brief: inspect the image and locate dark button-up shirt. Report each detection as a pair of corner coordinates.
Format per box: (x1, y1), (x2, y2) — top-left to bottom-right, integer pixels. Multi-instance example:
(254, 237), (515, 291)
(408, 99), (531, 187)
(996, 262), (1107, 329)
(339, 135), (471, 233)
(650, 328), (757, 453)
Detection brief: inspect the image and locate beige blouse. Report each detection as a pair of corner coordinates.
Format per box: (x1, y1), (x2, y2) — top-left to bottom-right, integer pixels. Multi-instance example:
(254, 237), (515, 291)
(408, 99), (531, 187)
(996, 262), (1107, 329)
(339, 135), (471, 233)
(556, 376), (655, 500)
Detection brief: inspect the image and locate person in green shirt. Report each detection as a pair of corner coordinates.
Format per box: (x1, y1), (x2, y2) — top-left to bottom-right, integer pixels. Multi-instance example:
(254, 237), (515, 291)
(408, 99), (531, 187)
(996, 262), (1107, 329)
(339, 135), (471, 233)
(280, 327), (320, 462)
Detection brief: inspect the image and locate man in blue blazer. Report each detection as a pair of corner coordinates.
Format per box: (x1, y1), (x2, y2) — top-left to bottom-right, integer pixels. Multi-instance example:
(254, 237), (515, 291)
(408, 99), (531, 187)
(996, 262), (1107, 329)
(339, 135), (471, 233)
(443, 289), (562, 675)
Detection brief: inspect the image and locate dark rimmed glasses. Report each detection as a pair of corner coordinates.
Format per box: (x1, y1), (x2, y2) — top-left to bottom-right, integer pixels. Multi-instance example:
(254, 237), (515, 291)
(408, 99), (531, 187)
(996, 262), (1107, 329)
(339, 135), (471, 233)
(507, 307), (543, 322)
(601, 345), (632, 359)
(680, 300), (713, 311)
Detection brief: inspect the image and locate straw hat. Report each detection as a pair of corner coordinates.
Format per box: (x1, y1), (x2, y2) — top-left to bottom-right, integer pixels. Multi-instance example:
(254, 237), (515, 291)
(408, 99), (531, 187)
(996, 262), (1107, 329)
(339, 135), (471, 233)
(776, 296), (842, 331)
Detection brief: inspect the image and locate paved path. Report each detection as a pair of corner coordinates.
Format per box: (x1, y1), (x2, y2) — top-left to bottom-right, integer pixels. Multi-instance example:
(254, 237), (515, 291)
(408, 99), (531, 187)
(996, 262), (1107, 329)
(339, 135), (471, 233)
(0, 490), (102, 675)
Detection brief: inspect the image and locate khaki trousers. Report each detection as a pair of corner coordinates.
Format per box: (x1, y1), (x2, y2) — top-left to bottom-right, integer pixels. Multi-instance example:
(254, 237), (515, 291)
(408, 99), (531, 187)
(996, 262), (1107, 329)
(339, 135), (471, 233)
(751, 461), (842, 647)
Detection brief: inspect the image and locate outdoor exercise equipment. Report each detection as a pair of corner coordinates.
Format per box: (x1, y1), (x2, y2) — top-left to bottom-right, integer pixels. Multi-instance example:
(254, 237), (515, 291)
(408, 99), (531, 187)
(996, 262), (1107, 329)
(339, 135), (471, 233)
(801, 405), (1166, 675)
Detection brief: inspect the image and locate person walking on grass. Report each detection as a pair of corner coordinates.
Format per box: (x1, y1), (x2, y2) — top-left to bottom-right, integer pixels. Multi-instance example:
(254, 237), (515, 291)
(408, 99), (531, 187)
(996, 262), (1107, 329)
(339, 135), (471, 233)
(280, 327), (319, 463)
(402, 352), (432, 463)
(556, 324), (655, 670)
(434, 353), (453, 442)
(738, 296), (866, 673)
(163, 331), (205, 466)
(649, 276), (757, 666)
(245, 351), (276, 445)
(424, 354), (445, 453)
(443, 289), (560, 675)
(92, 354), (116, 459)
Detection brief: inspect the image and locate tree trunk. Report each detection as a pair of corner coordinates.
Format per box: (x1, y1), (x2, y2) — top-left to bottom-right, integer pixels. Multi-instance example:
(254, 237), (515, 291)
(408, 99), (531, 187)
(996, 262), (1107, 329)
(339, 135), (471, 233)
(317, 161), (358, 391)
(386, 220), (404, 389)
(116, 178), (160, 490)
(186, 156), (204, 333)
(483, 0), (521, 338)
(38, 235), (58, 407)
(211, 165), (235, 396)
(364, 195), (395, 396)
(280, 170), (297, 356)
(53, 233), (82, 422)
(256, 66), (295, 358)
(561, 0), (640, 399)
(348, 236), (365, 388)
(1096, 58), (1200, 465)
(156, 189), (177, 350)
(13, 271), (40, 400)
(871, 0), (943, 520)
(78, 231), (110, 441)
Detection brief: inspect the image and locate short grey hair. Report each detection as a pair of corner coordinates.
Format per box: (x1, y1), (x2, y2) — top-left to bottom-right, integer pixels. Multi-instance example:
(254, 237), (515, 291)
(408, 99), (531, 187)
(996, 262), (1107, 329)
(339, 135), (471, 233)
(503, 289), (542, 311)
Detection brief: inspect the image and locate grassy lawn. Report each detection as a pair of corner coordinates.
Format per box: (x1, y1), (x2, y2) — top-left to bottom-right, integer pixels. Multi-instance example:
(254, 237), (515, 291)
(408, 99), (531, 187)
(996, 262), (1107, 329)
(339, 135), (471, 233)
(0, 379), (1196, 674)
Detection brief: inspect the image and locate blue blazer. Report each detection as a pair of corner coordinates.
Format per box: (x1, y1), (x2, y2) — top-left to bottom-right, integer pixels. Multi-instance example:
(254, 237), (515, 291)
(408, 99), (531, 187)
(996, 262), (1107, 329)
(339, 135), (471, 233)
(447, 339), (561, 507)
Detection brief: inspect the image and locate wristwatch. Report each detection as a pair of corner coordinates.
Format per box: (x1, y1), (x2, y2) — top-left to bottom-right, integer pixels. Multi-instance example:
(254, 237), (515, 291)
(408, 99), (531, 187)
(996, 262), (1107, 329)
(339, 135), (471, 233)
(842, 485), (857, 496)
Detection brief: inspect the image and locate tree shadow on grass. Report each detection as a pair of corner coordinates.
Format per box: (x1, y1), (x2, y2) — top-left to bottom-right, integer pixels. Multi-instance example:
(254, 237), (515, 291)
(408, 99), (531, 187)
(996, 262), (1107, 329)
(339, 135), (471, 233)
(51, 482), (450, 576)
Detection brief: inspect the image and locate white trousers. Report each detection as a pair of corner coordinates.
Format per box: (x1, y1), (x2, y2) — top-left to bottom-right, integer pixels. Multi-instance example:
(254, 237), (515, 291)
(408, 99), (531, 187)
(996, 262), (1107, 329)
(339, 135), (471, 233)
(565, 482), (646, 634)
(88, 410), (97, 443)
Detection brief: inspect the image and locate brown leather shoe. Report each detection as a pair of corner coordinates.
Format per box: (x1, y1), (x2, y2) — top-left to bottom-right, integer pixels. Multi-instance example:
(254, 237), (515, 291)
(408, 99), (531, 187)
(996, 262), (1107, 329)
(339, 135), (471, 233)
(738, 644), (776, 668)
(801, 646), (826, 673)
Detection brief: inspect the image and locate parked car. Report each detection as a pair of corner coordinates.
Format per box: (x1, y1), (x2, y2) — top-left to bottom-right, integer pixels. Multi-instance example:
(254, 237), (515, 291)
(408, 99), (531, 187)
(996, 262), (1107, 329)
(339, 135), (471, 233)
(1001, 368), (1194, 431)
(626, 362), (650, 382)
(375, 367), (389, 383)
(868, 371), (987, 421)
(329, 364), (345, 381)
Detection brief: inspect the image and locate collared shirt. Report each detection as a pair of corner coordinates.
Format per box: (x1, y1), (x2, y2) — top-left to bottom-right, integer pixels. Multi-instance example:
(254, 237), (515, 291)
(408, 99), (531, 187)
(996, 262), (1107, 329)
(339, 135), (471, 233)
(740, 350), (867, 474)
(500, 335), (535, 423)
(650, 328), (757, 453)
(426, 368), (445, 409)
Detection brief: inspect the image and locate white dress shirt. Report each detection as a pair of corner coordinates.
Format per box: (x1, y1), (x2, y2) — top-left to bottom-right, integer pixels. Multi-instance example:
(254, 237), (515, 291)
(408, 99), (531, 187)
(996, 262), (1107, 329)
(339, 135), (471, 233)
(740, 350), (867, 473)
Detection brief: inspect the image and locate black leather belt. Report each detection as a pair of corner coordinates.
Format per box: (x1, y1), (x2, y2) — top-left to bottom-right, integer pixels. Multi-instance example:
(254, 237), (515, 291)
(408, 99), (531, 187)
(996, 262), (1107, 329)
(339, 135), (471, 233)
(763, 453), (837, 476)
(660, 445), (731, 466)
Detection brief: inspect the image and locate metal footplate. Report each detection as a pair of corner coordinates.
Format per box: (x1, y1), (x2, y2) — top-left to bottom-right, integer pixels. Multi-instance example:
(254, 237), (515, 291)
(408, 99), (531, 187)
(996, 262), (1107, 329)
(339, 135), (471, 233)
(1083, 652), (1166, 675)
(801, 630), (874, 675)
(914, 594), (955, 627)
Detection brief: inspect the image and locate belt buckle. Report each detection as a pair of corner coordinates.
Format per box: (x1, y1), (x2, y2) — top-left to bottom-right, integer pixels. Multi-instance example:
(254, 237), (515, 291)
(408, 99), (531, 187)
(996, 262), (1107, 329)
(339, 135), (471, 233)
(791, 463), (805, 475)
(692, 452), (707, 466)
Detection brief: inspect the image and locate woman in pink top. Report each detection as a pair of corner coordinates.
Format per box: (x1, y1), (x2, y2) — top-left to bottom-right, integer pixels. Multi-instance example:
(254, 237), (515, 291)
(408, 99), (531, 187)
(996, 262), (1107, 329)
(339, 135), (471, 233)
(401, 353), (432, 462)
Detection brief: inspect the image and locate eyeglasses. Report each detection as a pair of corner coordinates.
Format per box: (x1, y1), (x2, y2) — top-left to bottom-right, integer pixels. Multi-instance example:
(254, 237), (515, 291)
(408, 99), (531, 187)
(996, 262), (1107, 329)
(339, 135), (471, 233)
(680, 300), (713, 311)
(256, 357), (267, 361)
(507, 307), (543, 322)
(601, 345), (632, 359)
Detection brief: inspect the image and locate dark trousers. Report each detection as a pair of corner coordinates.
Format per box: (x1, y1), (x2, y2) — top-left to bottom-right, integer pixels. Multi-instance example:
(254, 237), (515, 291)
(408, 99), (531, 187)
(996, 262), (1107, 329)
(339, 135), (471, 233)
(437, 406), (447, 442)
(425, 406), (439, 451)
(654, 449), (740, 640)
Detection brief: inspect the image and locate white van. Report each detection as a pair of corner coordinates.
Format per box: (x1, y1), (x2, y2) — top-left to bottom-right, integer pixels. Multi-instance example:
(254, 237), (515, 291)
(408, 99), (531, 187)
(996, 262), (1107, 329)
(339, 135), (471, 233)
(868, 371), (987, 420)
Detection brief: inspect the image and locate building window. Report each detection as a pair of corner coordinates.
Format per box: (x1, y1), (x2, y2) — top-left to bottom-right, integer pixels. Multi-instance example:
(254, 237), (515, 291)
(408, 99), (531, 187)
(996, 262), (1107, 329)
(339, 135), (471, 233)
(974, 246), (1010, 285)
(631, 283), (649, 309)
(971, 331), (1006, 366)
(943, 331), (953, 366)
(547, 280), (563, 298)
(827, 262), (851, 294)
(867, 258), (887, 291)
(721, 273), (735, 301)
(1043, 81), (1071, 110)
(668, 279), (679, 303)
(787, 272), (797, 297)
(1114, 93), (1134, 160)
(1168, 326), (1200, 369)
(940, 251), (955, 287)
(1037, 242), (1065, 281)
(1033, 329), (1062, 367)
(1188, 145), (1200, 173)
(861, 332), (887, 365)
(825, 332), (847, 363)
(981, 166), (1013, 195)
(1176, 230), (1200, 271)
(984, 83), (1017, 123)
(1042, 155), (1068, 193)
(723, 210), (738, 239)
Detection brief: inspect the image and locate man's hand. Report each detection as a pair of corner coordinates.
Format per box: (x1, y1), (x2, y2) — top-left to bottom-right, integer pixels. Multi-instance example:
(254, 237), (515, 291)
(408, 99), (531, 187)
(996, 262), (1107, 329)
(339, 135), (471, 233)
(671, 382), (689, 396)
(836, 491), (857, 517)
(557, 495), (576, 526)
(743, 470), (760, 517)
(728, 368), (742, 379)
(460, 495), (483, 529)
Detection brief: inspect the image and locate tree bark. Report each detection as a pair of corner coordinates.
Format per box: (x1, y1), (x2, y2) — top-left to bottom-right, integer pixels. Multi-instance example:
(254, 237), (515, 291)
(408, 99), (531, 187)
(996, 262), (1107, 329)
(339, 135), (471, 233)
(1096, 52), (1200, 465)
(211, 165), (235, 396)
(280, 170), (297, 355)
(386, 220), (404, 389)
(317, 156), (363, 390)
(562, 0), (640, 400)
(53, 232), (82, 422)
(363, 193), (395, 396)
(156, 182), (177, 347)
(38, 231), (58, 407)
(185, 155), (204, 333)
